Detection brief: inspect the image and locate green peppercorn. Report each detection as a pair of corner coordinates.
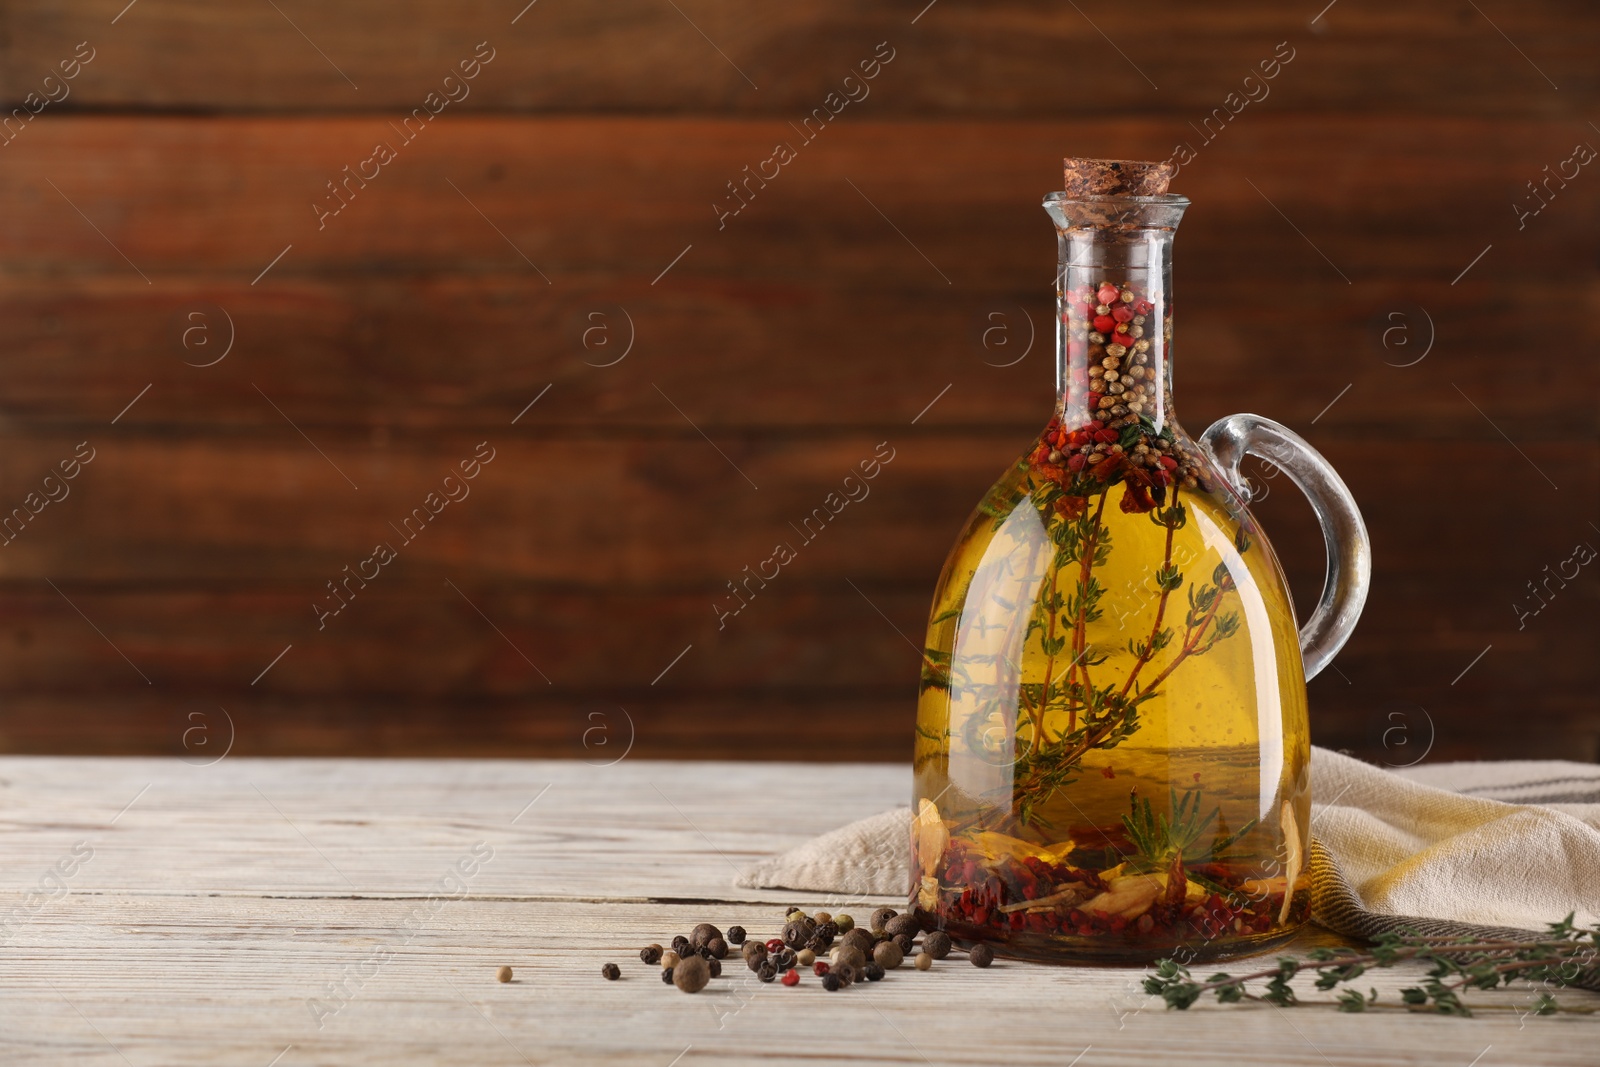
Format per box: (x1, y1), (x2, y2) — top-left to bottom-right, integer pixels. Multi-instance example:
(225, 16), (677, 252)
(969, 944), (994, 968)
(690, 923), (722, 950)
(673, 954), (711, 993)
(914, 952), (933, 971)
(870, 907), (897, 934)
(863, 962), (885, 981)
(924, 931), (952, 960)
(834, 914), (855, 933)
(640, 944), (663, 965)
(727, 925), (747, 945)
(601, 963), (620, 980)
(805, 934), (828, 954)
(821, 973), (842, 992)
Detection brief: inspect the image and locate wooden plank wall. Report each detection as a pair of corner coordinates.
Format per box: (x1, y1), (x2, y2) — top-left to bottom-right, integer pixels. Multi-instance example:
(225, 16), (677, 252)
(0, 1), (1594, 763)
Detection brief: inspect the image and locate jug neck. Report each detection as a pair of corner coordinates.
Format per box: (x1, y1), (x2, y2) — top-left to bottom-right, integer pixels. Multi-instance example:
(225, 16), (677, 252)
(1045, 194), (1187, 432)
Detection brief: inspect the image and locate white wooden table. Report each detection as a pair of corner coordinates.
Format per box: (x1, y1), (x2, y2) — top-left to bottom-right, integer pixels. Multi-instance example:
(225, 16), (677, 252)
(1, 757), (1593, 1066)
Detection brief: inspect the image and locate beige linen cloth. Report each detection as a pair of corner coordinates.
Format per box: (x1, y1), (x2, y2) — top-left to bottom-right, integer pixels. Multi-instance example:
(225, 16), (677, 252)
(737, 747), (1600, 945)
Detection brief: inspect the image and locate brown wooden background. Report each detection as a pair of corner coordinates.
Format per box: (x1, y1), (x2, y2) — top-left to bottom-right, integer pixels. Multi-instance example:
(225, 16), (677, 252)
(0, 1), (1595, 764)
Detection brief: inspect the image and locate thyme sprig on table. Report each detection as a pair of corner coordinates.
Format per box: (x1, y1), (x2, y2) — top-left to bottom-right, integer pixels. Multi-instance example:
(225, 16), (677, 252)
(1144, 915), (1600, 1016)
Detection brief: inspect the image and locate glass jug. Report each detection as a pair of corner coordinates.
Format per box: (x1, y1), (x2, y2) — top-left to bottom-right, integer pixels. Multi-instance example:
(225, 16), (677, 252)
(910, 158), (1370, 964)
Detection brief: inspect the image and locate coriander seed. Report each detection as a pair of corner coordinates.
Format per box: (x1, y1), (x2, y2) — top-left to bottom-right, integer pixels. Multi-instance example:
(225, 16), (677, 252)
(915, 952), (933, 971)
(496, 966), (513, 983)
(797, 949), (816, 967)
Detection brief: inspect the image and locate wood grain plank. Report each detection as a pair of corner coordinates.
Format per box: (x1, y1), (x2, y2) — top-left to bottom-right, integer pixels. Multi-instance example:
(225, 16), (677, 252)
(0, 757), (1595, 1066)
(1, 1), (1594, 116)
(2, 275), (1595, 435)
(2, 117), (1594, 283)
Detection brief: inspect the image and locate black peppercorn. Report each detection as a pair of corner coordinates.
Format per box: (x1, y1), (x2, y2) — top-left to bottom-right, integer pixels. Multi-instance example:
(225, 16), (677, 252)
(757, 962), (777, 982)
(863, 963), (885, 982)
(885, 914), (921, 940)
(805, 934), (828, 954)
(690, 923), (722, 950)
(870, 907), (898, 933)
(671, 935), (691, 955)
(674, 954), (711, 993)
(707, 937), (728, 960)
(640, 944), (663, 965)
(969, 944), (995, 968)
(816, 921), (838, 943)
(782, 917), (816, 949)
(841, 929), (876, 957)
(601, 963), (621, 981)
(893, 934), (914, 955)
(773, 948), (797, 971)
(821, 973), (842, 992)
(727, 925), (747, 945)
(924, 931), (952, 960)
(707, 957), (722, 978)
(697, 945), (715, 960)
(661, 967), (675, 984)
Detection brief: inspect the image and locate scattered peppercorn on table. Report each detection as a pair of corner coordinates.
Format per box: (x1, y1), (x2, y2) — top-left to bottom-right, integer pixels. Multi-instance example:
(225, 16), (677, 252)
(1, 757), (1594, 1065)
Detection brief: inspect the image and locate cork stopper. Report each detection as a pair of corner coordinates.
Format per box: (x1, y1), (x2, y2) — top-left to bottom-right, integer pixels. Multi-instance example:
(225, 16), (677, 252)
(1062, 157), (1174, 198)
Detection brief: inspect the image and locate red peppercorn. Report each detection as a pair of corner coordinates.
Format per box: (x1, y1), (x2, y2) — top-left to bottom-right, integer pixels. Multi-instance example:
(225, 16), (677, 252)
(1092, 314), (1116, 334)
(781, 968), (800, 986)
(1097, 284), (1119, 305)
(1067, 454), (1086, 471)
(1134, 299), (1153, 315)
(765, 938), (785, 952)
(1094, 428), (1117, 443)
(1111, 306), (1134, 323)
(1158, 456), (1178, 470)
(813, 961), (829, 976)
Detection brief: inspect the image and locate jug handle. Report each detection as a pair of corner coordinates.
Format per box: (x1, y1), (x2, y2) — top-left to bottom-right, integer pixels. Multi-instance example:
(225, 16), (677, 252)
(1199, 413), (1370, 681)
